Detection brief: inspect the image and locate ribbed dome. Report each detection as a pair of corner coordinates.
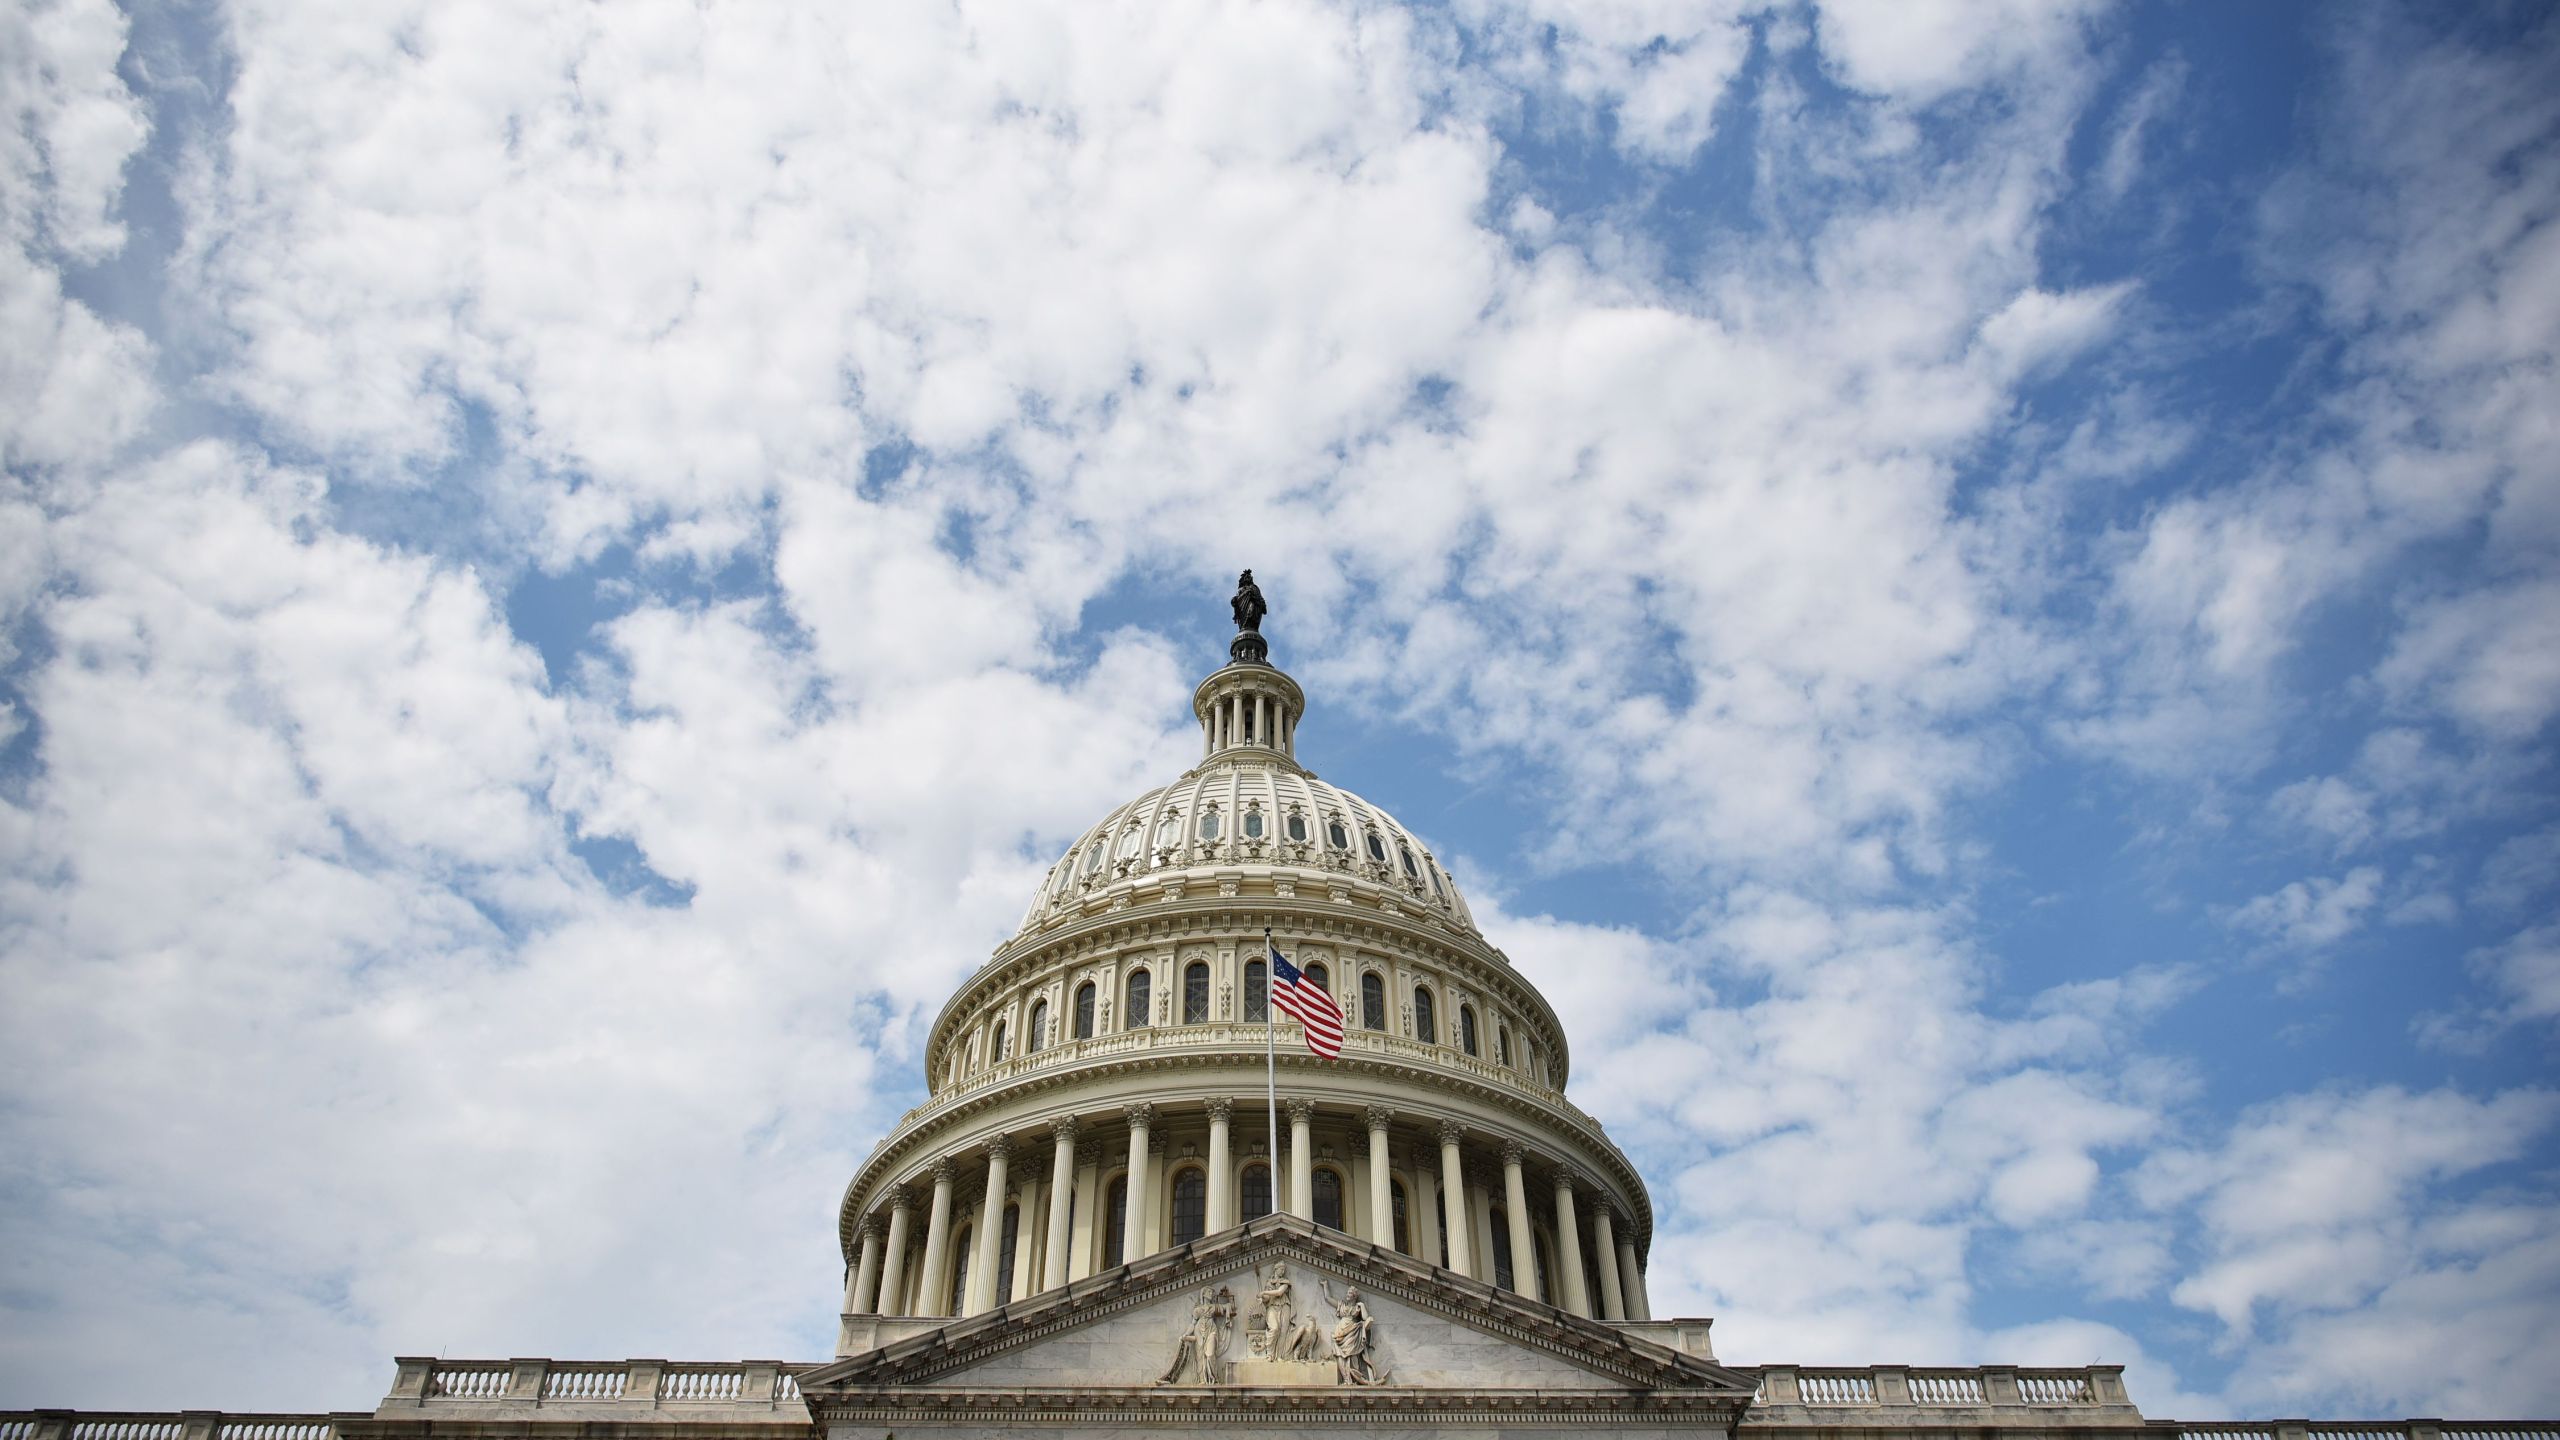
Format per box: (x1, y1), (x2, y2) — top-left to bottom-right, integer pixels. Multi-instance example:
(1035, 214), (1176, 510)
(1017, 765), (1478, 936)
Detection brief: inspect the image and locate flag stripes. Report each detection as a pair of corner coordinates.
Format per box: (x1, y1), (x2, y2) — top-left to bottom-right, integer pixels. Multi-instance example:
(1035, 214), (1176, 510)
(1270, 945), (1345, 1058)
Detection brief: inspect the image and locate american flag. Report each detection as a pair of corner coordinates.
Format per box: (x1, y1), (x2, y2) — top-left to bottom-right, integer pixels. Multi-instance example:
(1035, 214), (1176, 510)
(1269, 944), (1345, 1058)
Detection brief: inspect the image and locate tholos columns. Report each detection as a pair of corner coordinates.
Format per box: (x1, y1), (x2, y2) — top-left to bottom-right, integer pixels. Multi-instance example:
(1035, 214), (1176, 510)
(917, 1160), (958, 1317)
(1553, 1168), (1591, 1318)
(1500, 1142), (1538, 1300)
(846, 1215), (884, 1315)
(876, 1188), (914, 1316)
(1365, 1107), (1395, 1249)
(1205, 1099), (1235, 1231)
(1591, 1202), (1628, 1321)
(1619, 1231), (1651, 1320)
(1407, 1148), (1443, 1265)
(967, 1136), (1012, 1314)
(1286, 1099), (1316, 1219)
(1043, 1117), (1077, 1291)
(1436, 1120), (1472, 1276)
(1122, 1104), (1155, 1265)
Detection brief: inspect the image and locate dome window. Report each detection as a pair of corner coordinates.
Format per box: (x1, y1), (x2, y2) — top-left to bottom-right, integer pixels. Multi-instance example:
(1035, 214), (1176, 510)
(1183, 961), (1210, 1024)
(1399, 843), (1419, 878)
(1459, 1004), (1479, 1057)
(1075, 982), (1097, 1039)
(1117, 828), (1142, 858)
(1413, 986), (1438, 1044)
(1028, 999), (1049, 1053)
(991, 1019), (1009, 1063)
(1243, 810), (1264, 839)
(1366, 832), (1387, 863)
(1083, 844), (1105, 873)
(1198, 810), (1222, 840)
(1286, 812), (1308, 842)
(1125, 969), (1151, 1030)
(1326, 819), (1350, 850)
(1156, 812), (1181, 846)
(1360, 973), (1387, 1031)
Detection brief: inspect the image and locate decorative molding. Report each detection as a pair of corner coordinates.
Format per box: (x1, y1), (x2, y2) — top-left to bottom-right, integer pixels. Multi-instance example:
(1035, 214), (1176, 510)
(1363, 1105), (1395, 1132)
(1124, 1102), (1158, 1131)
(1437, 1119), (1467, 1147)
(1284, 1098), (1316, 1124)
(985, 1134), (1015, 1162)
(1049, 1114), (1080, 1142)
(1204, 1097), (1235, 1123)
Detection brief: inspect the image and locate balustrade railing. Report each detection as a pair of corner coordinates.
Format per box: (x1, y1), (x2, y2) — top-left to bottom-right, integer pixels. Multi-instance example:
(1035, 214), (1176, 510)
(1752, 1365), (2130, 1414)
(0, 1418), (339, 1440)
(377, 1358), (814, 1412)
(1911, 1372), (1988, 1404)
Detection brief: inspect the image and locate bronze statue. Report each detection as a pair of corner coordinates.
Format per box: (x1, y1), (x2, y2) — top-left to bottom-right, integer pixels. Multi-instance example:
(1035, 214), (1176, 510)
(1231, 570), (1267, 634)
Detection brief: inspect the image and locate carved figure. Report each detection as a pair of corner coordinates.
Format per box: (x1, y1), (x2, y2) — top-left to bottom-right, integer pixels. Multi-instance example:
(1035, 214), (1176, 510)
(1231, 570), (1267, 634)
(1318, 1279), (1391, 1386)
(1252, 1262), (1324, 1362)
(1158, 1284), (1235, 1385)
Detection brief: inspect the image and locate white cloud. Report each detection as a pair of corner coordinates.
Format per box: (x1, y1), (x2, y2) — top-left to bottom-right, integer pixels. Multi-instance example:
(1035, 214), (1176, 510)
(2226, 867), (2382, 951)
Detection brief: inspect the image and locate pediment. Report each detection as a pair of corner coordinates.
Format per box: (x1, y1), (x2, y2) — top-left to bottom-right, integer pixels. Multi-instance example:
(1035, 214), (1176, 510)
(801, 1215), (1754, 1410)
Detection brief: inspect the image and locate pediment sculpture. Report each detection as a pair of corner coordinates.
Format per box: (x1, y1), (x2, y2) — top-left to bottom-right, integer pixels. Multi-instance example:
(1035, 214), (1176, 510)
(1161, 1261), (1390, 1388)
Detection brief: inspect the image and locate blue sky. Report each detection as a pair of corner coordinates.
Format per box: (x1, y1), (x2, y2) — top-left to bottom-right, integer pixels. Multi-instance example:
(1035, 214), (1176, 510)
(3, 0), (2557, 1419)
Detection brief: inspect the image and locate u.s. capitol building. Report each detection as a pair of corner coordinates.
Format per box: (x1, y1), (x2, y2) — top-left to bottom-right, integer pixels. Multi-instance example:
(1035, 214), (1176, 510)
(11, 587), (2547, 1440)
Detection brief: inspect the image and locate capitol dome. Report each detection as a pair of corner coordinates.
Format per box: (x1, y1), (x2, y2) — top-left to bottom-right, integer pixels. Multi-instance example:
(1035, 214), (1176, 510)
(831, 597), (1656, 1341)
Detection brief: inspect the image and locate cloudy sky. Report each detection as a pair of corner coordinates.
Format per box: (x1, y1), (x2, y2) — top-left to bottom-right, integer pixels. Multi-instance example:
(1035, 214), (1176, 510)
(4, 0), (2557, 1418)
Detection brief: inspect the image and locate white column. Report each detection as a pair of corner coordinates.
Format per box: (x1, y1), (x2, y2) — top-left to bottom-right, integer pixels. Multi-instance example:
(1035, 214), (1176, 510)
(1122, 1103), (1154, 1265)
(1501, 1143), (1539, 1300)
(1232, 693), (1245, 748)
(1365, 1107), (1395, 1248)
(1436, 1121), (1471, 1276)
(847, 1216), (884, 1314)
(1553, 1169), (1591, 1318)
(875, 1189), (914, 1316)
(1012, 1171), (1042, 1300)
(1409, 1149), (1443, 1264)
(1043, 1117), (1077, 1291)
(1255, 693), (1268, 745)
(967, 1137), (1011, 1314)
(916, 1160), (958, 1317)
(1206, 1099), (1234, 1231)
(1592, 1203), (1627, 1321)
(1287, 1099), (1315, 1219)
(1068, 1140), (1103, 1281)
(1468, 1168), (1499, 1284)
(1619, 1234), (1651, 1320)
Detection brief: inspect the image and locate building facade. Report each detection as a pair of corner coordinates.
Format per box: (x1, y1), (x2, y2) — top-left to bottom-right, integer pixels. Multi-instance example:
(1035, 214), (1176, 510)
(8, 607), (2550, 1440)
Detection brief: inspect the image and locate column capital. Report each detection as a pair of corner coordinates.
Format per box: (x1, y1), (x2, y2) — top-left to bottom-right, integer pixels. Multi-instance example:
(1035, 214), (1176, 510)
(1285, 1097), (1317, 1124)
(1204, 1096), (1236, 1122)
(931, 1157), (960, 1184)
(1363, 1104), (1396, 1132)
(859, 1214), (886, 1240)
(883, 1184), (913, 1212)
(985, 1134), (1014, 1162)
(1048, 1114), (1080, 1142)
(1123, 1101), (1156, 1130)
(1075, 1137), (1107, 1168)
(1554, 1167), (1587, 1193)
(1498, 1139), (1526, 1167)
(1436, 1118), (1467, 1146)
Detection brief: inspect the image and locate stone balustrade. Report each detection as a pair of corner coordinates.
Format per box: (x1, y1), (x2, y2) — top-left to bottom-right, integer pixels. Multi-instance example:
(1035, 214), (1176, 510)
(0, 1417), (350, 1440)
(2159, 1426), (2559, 1440)
(1747, 1365), (2143, 1428)
(375, 1358), (811, 1419)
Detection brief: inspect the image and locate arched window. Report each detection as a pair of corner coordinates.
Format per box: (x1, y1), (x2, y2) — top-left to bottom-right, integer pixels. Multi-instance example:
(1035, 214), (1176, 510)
(1361, 972), (1386, 1031)
(1245, 959), (1268, 1022)
(1414, 987), (1437, 1044)
(1489, 1208), (1515, 1292)
(950, 1224), (974, 1313)
(1240, 1163), (1273, 1222)
(1028, 1000), (1048, 1053)
(1391, 1178), (1412, 1254)
(996, 1204), (1020, 1305)
(1497, 1025), (1511, 1066)
(1400, 842), (1420, 878)
(1104, 1176), (1128, 1266)
(1306, 961), (1329, 993)
(1312, 1168), (1344, 1230)
(1171, 1167), (1208, 1245)
(1126, 969), (1152, 1030)
(992, 1020), (1009, 1063)
(1075, 982), (1096, 1039)
(1184, 961), (1210, 1023)
(1460, 1005), (1479, 1057)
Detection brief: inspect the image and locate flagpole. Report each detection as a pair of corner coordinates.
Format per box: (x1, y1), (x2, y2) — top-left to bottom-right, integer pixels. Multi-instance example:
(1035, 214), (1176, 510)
(1264, 926), (1279, 1218)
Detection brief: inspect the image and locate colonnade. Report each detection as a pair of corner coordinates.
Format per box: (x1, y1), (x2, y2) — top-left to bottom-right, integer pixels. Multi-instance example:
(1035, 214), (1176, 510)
(842, 1099), (1652, 1326)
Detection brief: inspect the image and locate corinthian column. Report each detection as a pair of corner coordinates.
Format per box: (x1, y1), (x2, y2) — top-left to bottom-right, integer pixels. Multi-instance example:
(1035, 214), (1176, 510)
(1122, 1103), (1155, 1265)
(967, 1136), (1012, 1314)
(1500, 1141), (1538, 1300)
(1043, 1116), (1077, 1291)
(846, 1215), (884, 1315)
(1205, 1099), (1235, 1231)
(1553, 1168), (1590, 1318)
(1364, 1107), (1395, 1247)
(1592, 1202), (1627, 1321)
(1286, 1098), (1316, 1219)
(876, 1188), (913, 1315)
(1436, 1120), (1472, 1276)
(1619, 1229), (1651, 1320)
(917, 1159), (958, 1317)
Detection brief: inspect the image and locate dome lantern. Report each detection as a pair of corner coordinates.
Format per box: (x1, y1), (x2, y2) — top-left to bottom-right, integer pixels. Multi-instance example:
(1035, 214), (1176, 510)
(1195, 567), (1303, 762)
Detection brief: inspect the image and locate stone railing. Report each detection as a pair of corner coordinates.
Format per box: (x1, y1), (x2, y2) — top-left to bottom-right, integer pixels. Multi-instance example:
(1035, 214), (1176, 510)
(897, 1022), (1576, 1129)
(0, 1417), (349, 1440)
(378, 1358), (812, 1418)
(1747, 1365), (2143, 1427)
(2156, 1426), (2559, 1440)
